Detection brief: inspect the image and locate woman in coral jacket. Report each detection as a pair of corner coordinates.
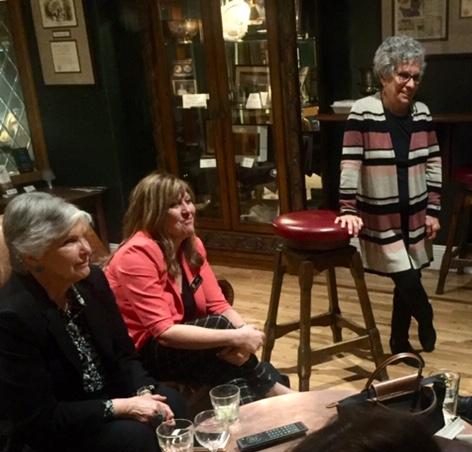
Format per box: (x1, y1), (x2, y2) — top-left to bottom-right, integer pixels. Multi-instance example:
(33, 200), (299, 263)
(105, 172), (291, 403)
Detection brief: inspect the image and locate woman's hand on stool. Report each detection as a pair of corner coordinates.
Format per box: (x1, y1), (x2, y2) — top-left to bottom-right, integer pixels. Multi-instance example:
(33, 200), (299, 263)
(112, 393), (174, 423)
(425, 215), (440, 239)
(335, 214), (363, 237)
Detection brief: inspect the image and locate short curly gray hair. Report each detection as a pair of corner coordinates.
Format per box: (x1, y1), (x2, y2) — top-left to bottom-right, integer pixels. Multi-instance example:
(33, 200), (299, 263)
(3, 192), (91, 272)
(373, 35), (426, 80)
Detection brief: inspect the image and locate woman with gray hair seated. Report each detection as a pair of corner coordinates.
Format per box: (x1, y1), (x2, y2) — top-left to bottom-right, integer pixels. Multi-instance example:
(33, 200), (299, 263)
(335, 35), (442, 366)
(0, 192), (186, 452)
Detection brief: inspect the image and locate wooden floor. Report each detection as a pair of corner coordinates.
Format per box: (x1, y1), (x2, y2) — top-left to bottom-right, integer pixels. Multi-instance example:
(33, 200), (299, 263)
(213, 264), (472, 393)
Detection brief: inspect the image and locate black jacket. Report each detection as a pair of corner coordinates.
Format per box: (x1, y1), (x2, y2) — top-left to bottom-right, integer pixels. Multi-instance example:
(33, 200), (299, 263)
(0, 266), (157, 451)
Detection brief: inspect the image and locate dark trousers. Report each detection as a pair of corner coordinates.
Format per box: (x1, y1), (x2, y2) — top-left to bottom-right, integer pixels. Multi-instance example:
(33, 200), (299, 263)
(390, 268), (434, 344)
(140, 315), (283, 404)
(67, 420), (158, 452)
(18, 385), (185, 452)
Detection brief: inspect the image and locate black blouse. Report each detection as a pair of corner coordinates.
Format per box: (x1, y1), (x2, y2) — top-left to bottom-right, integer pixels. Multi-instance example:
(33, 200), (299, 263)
(62, 286), (106, 393)
(385, 108), (413, 242)
(181, 272), (197, 322)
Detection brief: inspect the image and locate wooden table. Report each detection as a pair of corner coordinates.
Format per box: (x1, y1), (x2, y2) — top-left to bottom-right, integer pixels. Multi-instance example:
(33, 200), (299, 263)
(225, 390), (472, 452)
(226, 390), (347, 452)
(0, 186), (109, 248)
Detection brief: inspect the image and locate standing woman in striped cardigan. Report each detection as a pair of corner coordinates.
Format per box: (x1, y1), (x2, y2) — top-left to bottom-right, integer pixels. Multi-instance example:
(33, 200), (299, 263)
(335, 36), (442, 365)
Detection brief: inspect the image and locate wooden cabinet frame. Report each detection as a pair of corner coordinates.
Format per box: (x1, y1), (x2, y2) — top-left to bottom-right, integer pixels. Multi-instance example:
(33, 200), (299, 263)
(7, 3), (51, 185)
(140, 0), (306, 265)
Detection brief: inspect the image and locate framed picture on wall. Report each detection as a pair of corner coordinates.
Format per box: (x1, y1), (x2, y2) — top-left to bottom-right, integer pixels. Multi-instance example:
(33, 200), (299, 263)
(393, 0), (448, 40)
(39, 0), (78, 28)
(460, 0), (472, 17)
(31, 0), (94, 84)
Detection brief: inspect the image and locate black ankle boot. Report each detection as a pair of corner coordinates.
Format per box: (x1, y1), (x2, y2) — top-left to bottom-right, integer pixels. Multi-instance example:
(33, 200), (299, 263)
(389, 339), (422, 368)
(418, 323), (436, 352)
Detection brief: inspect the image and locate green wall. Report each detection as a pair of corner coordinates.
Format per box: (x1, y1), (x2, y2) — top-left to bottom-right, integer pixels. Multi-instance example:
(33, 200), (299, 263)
(22, 0), (157, 242)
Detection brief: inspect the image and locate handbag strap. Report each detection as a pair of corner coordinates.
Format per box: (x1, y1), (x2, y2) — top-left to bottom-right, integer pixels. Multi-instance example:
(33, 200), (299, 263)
(364, 353), (424, 390)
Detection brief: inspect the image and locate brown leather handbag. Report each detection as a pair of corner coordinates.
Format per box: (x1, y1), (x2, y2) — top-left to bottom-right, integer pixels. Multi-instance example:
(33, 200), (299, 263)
(335, 353), (446, 435)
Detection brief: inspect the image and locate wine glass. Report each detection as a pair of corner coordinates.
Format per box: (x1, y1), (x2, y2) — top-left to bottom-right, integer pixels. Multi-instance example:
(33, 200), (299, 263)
(194, 409), (230, 452)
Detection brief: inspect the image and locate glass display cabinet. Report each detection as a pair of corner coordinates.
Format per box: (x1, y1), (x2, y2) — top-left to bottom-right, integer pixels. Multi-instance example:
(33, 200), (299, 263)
(0, 3), (50, 187)
(143, 0), (318, 264)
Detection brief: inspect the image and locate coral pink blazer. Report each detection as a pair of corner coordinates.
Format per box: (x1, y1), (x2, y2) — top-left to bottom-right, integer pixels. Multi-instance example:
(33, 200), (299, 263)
(105, 231), (231, 350)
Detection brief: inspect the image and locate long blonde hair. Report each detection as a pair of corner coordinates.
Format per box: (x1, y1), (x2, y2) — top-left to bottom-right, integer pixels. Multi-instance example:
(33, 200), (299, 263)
(123, 171), (203, 277)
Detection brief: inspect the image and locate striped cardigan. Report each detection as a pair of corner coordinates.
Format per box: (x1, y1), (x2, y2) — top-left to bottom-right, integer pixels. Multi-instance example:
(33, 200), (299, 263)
(339, 94), (442, 275)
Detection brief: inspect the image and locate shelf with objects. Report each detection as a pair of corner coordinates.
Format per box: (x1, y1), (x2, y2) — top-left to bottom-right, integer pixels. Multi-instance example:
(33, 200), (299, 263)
(142, 0), (318, 265)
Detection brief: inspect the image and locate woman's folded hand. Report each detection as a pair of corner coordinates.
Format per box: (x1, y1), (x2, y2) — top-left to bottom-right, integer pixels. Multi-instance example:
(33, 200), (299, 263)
(234, 324), (265, 353)
(112, 393), (174, 423)
(216, 346), (250, 366)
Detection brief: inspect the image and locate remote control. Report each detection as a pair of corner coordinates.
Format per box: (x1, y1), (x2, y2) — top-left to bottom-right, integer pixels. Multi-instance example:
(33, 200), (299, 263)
(236, 421), (308, 452)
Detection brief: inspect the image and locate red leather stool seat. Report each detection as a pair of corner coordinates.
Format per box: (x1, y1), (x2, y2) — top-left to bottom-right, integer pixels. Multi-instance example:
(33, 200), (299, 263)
(272, 210), (350, 251)
(454, 167), (472, 189)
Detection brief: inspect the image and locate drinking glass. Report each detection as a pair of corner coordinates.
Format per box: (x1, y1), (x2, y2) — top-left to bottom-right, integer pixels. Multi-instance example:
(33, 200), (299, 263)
(441, 371), (461, 417)
(156, 418), (194, 452)
(194, 409), (230, 452)
(209, 383), (240, 424)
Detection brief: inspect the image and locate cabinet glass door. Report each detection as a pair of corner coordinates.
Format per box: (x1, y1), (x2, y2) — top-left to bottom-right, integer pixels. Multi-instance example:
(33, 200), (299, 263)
(221, 0), (278, 226)
(298, 36), (322, 208)
(158, 0), (224, 221)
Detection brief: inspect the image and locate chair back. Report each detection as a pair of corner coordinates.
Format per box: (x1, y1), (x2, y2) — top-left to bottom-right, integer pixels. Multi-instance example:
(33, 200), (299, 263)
(0, 216), (11, 287)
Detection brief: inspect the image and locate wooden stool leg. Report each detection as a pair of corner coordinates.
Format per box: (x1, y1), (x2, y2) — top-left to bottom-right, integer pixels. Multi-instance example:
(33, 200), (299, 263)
(456, 193), (472, 274)
(262, 248), (286, 362)
(437, 189), (464, 294)
(326, 268), (342, 342)
(298, 260), (314, 391)
(350, 250), (388, 380)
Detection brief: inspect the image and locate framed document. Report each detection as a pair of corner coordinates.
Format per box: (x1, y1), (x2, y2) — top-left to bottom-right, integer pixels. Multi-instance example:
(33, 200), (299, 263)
(50, 40), (81, 73)
(393, 0), (448, 40)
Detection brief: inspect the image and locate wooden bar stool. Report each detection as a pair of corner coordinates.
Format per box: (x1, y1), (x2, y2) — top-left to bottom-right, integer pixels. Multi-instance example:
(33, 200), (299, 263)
(436, 167), (472, 294)
(261, 210), (387, 391)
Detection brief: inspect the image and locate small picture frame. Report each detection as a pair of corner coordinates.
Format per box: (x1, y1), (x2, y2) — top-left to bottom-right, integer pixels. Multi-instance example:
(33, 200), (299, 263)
(39, 0), (78, 28)
(460, 0), (472, 17)
(235, 65), (270, 99)
(11, 148), (35, 173)
(232, 125), (268, 163)
(172, 79), (197, 96)
(172, 59), (194, 78)
(392, 0), (448, 41)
